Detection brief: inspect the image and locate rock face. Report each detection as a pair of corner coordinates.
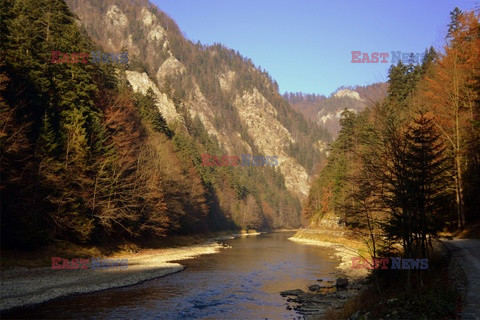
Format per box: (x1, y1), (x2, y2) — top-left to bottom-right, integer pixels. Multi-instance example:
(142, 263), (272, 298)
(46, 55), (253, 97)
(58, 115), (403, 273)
(106, 5), (128, 28)
(316, 103), (362, 138)
(333, 89), (361, 100)
(124, 71), (180, 125)
(218, 70), (236, 92)
(156, 56), (186, 84)
(233, 88), (309, 197)
(316, 211), (346, 230)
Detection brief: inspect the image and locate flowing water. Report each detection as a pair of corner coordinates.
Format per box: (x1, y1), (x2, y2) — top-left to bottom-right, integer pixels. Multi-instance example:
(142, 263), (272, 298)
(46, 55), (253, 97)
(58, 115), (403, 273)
(5, 231), (342, 319)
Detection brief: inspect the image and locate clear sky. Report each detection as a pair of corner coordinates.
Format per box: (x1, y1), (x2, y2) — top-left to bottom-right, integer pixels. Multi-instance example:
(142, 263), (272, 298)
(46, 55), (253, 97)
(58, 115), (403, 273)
(152, 0), (478, 96)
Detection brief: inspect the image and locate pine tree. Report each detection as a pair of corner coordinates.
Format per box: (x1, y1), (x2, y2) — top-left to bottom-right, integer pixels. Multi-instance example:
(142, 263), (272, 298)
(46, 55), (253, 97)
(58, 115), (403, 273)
(382, 111), (452, 261)
(447, 7), (463, 40)
(404, 111), (452, 256)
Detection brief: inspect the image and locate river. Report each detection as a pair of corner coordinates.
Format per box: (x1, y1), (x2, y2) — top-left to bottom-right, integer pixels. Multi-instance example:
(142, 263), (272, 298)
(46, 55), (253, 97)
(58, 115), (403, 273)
(4, 231), (342, 319)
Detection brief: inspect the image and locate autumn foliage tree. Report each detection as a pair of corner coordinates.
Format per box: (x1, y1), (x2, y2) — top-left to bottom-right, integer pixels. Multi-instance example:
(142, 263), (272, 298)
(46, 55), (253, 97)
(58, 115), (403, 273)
(419, 9), (480, 228)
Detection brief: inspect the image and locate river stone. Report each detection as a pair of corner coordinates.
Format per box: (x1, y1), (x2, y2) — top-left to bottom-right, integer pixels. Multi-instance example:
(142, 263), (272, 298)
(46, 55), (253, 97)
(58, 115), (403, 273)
(280, 289), (304, 297)
(336, 277), (348, 287)
(308, 284), (321, 292)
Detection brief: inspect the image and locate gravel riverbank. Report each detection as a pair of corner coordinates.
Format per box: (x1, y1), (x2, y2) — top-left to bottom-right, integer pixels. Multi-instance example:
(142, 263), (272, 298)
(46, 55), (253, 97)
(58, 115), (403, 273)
(0, 241), (228, 312)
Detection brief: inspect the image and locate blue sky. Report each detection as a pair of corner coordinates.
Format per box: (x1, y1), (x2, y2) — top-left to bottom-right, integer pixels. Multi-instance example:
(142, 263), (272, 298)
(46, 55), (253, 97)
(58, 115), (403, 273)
(152, 0), (478, 96)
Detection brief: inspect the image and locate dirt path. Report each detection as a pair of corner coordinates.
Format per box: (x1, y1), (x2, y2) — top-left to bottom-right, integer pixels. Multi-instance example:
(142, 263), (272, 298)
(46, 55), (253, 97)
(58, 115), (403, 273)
(446, 239), (480, 320)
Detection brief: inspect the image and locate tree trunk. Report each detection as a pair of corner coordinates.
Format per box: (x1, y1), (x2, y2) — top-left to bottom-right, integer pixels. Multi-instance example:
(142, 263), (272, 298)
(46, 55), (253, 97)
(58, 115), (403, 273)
(455, 152), (465, 228)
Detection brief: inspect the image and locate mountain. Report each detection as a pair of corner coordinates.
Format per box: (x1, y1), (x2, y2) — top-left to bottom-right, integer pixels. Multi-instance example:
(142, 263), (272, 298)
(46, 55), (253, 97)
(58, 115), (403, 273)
(0, 0), (350, 248)
(284, 83), (387, 138)
(64, 0), (331, 195)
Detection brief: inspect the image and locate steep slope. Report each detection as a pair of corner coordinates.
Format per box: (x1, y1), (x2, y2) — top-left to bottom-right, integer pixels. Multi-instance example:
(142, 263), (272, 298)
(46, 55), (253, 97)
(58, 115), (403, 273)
(65, 0), (329, 197)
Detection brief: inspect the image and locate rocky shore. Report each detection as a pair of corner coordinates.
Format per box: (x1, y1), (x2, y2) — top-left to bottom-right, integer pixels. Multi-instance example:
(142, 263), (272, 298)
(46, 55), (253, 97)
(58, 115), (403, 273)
(284, 231), (370, 318)
(281, 277), (368, 319)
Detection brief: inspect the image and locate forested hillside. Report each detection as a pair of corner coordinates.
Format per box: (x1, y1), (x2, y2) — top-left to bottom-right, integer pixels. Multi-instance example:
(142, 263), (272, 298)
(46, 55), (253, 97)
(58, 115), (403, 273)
(285, 83), (387, 138)
(304, 9), (479, 268)
(0, 0), (330, 249)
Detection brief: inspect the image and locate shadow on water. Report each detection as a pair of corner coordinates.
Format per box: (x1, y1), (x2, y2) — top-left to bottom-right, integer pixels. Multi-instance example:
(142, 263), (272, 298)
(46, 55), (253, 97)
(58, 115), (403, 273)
(3, 232), (342, 320)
